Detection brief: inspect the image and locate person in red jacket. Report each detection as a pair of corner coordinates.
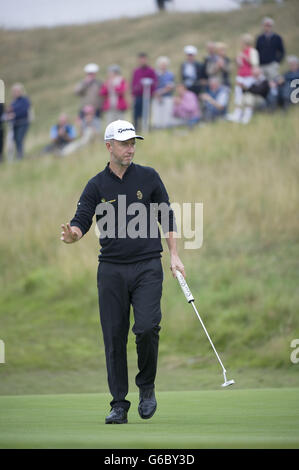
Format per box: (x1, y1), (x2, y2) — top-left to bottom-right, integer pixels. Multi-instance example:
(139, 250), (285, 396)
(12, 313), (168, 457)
(227, 34), (259, 122)
(100, 65), (129, 125)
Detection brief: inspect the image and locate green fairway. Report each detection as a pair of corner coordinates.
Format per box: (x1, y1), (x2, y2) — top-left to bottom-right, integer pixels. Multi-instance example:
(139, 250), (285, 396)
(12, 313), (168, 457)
(0, 388), (298, 449)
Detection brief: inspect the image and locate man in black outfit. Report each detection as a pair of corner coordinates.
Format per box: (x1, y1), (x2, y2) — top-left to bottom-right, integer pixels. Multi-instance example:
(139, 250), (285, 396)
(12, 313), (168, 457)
(256, 17), (285, 81)
(61, 120), (185, 424)
(156, 0), (172, 11)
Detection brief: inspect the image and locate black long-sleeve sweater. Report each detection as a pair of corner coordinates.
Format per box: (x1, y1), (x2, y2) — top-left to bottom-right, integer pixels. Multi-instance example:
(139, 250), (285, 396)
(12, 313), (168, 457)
(70, 162), (176, 263)
(256, 33), (285, 65)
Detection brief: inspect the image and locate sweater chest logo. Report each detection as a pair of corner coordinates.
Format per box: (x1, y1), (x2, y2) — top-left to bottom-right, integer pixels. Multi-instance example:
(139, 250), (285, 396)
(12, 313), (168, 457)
(136, 190), (143, 200)
(101, 198), (116, 204)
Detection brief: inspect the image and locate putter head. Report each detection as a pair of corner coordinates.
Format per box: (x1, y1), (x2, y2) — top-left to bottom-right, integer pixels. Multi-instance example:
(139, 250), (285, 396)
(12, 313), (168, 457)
(221, 379), (235, 388)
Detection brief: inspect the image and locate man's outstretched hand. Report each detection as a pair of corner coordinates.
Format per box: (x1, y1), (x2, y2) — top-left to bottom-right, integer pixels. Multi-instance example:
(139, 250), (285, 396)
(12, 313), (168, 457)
(60, 223), (82, 244)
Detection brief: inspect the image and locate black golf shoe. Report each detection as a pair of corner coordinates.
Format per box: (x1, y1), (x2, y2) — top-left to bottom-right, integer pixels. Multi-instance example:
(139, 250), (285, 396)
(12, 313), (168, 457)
(138, 388), (157, 420)
(105, 406), (128, 424)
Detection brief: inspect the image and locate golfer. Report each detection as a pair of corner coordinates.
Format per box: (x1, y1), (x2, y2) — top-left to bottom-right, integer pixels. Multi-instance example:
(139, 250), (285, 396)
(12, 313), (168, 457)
(60, 120), (185, 424)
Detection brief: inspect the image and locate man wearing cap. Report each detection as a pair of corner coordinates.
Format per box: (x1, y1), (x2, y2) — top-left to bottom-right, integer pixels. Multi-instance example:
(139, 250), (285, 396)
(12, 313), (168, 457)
(181, 45), (206, 96)
(60, 120), (185, 424)
(74, 63), (103, 119)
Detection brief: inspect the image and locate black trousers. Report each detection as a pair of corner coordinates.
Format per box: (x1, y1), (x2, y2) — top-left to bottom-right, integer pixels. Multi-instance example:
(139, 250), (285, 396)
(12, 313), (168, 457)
(97, 258), (163, 411)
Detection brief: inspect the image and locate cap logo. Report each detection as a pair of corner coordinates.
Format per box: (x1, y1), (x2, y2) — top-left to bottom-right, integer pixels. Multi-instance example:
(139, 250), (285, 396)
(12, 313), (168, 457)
(118, 127), (135, 133)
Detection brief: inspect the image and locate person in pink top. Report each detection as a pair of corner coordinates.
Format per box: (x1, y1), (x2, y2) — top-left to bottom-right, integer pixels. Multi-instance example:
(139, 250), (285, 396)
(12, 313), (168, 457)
(100, 65), (129, 125)
(172, 83), (201, 128)
(131, 53), (157, 131)
(227, 34), (259, 122)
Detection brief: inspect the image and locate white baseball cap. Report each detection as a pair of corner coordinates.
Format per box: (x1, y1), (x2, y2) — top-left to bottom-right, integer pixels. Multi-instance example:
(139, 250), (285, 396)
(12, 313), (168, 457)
(84, 63), (99, 73)
(184, 45), (198, 56)
(104, 120), (144, 141)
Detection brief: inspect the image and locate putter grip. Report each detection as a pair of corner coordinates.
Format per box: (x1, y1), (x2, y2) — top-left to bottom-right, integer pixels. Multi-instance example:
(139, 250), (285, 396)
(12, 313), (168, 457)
(176, 270), (194, 303)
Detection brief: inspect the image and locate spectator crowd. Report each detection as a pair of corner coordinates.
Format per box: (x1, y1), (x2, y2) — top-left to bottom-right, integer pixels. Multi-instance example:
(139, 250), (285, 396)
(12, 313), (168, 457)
(0, 16), (298, 162)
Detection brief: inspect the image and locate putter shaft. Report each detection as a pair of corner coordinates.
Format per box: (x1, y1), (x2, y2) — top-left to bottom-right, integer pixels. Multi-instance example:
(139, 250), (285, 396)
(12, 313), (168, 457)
(176, 270), (235, 387)
(190, 301), (227, 375)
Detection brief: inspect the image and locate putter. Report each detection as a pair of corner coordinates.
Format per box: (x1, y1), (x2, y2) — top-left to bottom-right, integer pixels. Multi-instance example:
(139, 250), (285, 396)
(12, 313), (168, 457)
(176, 270), (235, 388)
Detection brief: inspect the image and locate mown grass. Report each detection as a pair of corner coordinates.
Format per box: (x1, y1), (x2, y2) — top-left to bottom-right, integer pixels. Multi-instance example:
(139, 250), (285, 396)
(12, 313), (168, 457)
(1, 389), (299, 448)
(0, 1), (299, 395)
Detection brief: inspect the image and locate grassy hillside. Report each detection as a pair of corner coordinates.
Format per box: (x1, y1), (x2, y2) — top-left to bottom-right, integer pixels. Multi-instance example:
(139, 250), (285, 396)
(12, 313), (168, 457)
(1, 0), (299, 149)
(0, 0), (299, 395)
